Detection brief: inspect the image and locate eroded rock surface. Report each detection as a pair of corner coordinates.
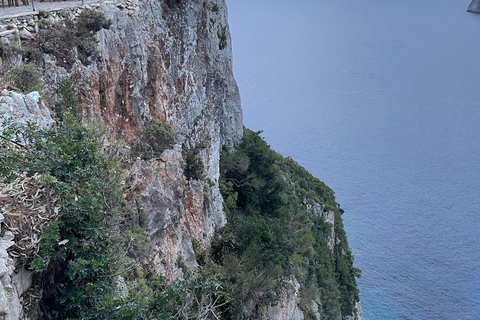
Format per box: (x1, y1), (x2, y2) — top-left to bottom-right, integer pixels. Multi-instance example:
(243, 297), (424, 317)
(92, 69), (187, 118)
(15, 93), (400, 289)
(468, 0), (480, 13)
(35, 0), (242, 280)
(0, 1), (364, 319)
(256, 277), (305, 320)
(0, 90), (53, 130)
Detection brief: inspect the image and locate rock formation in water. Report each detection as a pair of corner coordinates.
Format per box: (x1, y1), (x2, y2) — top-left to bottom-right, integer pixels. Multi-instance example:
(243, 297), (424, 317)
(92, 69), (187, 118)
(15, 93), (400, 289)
(468, 0), (480, 13)
(0, 1), (361, 319)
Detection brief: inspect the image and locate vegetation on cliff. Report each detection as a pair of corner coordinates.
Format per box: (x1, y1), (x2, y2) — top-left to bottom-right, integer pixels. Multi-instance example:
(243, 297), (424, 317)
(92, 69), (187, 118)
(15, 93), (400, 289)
(0, 80), (149, 319)
(214, 129), (361, 319)
(0, 80), (359, 319)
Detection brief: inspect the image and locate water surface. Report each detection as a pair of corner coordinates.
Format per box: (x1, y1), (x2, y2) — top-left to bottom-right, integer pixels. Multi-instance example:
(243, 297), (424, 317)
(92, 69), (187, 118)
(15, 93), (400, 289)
(227, 0), (480, 319)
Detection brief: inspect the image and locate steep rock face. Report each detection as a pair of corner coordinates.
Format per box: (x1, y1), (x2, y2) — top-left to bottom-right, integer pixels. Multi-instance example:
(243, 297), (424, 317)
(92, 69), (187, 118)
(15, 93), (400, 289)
(345, 302), (363, 320)
(0, 1), (363, 319)
(0, 90), (53, 130)
(256, 277), (305, 320)
(1, 0), (243, 316)
(0, 229), (22, 320)
(307, 202), (335, 250)
(37, 0), (242, 280)
(468, 0), (480, 13)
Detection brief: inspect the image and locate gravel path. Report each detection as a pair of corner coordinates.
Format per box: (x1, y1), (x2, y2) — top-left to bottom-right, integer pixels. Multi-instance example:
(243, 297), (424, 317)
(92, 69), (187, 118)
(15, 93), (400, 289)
(0, 0), (100, 18)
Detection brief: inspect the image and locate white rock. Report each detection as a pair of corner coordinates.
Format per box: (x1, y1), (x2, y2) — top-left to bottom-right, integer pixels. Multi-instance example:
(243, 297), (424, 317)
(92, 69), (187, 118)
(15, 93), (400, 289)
(0, 29), (17, 37)
(12, 267), (32, 297)
(0, 248), (7, 259)
(3, 232), (14, 242)
(19, 28), (33, 40)
(0, 259), (8, 277)
(0, 240), (14, 251)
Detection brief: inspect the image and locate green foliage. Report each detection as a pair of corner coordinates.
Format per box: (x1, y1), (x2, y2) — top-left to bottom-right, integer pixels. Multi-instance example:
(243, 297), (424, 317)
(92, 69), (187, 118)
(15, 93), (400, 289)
(183, 137), (211, 181)
(1, 115), (115, 317)
(83, 267), (234, 320)
(38, 9), (50, 19)
(37, 18), (51, 30)
(218, 26), (228, 50)
(0, 40), (22, 75)
(212, 4), (220, 12)
(214, 129), (361, 319)
(146, 122), (176, 152)
(185, 150), (205, 180)
(76, 9), (112, 36)
(0, 80), (145, 319)
(132, 121), (176, 160)
(0, 80), (359, 319)
(9, 63), (43, 93)
(29, 9), (111, 70)
(54, 78), (80, 120)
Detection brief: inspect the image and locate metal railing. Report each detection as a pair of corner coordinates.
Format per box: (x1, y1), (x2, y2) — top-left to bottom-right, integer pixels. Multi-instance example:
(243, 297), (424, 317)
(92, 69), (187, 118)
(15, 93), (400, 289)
(1, 0), (70, 8)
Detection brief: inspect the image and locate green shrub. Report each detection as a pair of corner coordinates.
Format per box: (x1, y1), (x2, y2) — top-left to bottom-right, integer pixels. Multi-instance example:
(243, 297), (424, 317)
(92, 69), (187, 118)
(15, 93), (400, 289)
(38, 9), (50, 19)
(0, 41), (23, 76)
(0, 80), (148, 319)
(9, 63), (43, 93)
(214, 129), (361, 318)
(143, 122), (176, 153)
(31, 9), (111, 70)
(0, 87), (360, 319)
(132, 122), (177, 160)
(37, 18), (51, 30)
(76, 8), (112, 37)
(218, 26), (228, 50)
(184, 150), (205, 180)
(54, 78), (80, 120)
(212, 4), (220, 12)
(0, 39), (22, 59)
(183, 137), (211, 180)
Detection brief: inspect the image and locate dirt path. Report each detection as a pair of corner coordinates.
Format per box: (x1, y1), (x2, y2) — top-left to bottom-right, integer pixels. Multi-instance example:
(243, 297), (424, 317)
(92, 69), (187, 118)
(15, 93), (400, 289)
(0, 0), (101, 18)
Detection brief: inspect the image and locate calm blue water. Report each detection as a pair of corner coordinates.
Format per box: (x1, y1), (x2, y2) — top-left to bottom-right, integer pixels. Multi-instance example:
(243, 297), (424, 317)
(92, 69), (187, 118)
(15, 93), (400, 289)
(227, 1), (480, 319)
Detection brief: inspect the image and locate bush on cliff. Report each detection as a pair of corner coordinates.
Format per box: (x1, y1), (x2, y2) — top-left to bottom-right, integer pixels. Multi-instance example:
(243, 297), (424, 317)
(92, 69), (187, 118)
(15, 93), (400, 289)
(213, 129), (361, 319)
(25, 9), (111, 70)
(0, 81), (146, 319)
(133, 121), (177, 159)
(0, 81), (360, 319)
(8, 63), (43, 94)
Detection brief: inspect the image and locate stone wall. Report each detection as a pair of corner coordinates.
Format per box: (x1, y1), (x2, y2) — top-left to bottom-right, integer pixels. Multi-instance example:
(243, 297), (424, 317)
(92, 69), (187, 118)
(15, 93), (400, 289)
(0, 0), (139, 42)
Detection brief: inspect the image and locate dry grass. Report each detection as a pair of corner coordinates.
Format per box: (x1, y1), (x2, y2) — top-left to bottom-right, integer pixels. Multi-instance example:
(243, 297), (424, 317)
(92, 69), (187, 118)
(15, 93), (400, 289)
(0, 173), (59, 260)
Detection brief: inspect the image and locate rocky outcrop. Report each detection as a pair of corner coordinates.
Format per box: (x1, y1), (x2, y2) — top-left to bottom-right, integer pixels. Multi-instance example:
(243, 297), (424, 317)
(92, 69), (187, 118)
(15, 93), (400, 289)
(256, 277), (305, 320)
(33, 0), (242, 280)
(0, 1), (363, 319)
(0, 90), (54, 130)
(2, 0), (243, 314)
(307, 201), (335, 250)
(345, 301), (363, 320)
(467, 0), (480, 13)
(3, 0), (242, 292)
(0, 229), (23, 320)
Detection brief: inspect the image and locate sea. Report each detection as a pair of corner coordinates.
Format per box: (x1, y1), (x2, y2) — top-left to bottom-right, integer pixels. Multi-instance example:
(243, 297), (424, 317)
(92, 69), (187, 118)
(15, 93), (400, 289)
(226, 0), (480, 319)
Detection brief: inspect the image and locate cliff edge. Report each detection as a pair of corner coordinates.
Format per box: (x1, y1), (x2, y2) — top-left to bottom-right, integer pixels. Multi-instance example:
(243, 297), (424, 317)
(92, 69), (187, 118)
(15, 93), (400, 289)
(468, 0), (480, 13)
(0, 1), (361, 319)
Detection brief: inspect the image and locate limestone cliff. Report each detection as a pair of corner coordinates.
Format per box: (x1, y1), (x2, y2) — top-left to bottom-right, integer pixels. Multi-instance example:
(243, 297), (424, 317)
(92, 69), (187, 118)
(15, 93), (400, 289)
(468, 0), (480, 13)
(37, 0), (243, 280)
(0, 1), (361, 319)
